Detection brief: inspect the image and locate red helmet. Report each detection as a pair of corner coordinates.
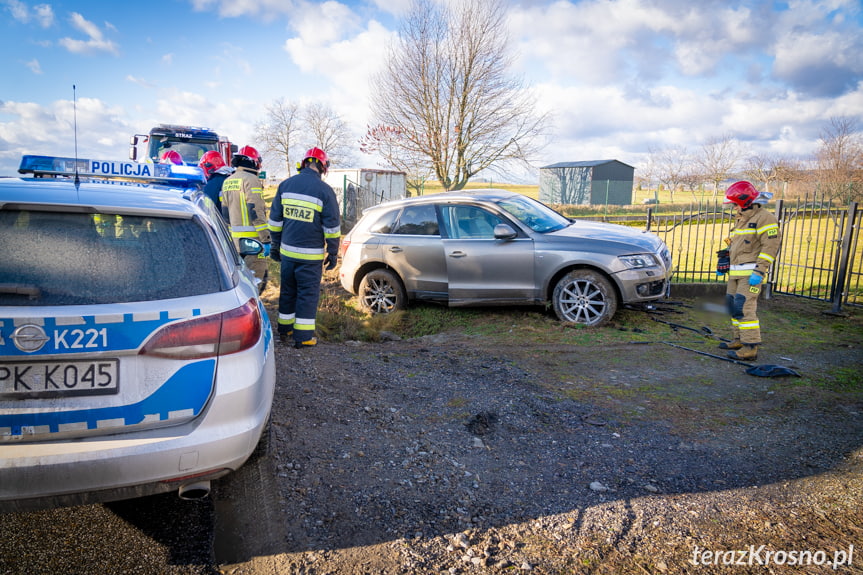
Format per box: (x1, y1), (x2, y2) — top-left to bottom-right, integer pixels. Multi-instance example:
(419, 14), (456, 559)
(724, 181), (759, 209)
(302, 147), (330, 174)
(159, 149), (183, 165)
(235, 145), (262, 170)
(198, 150), (226, 179)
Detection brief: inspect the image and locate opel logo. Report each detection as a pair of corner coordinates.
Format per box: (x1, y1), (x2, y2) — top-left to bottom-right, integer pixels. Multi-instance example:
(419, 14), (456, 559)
(12, 324), (49, 353)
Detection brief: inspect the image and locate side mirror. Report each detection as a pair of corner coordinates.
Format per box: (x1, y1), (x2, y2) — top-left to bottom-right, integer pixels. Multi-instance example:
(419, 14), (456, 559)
(493, 223), (517, 240)
(238, 237), (263, 256)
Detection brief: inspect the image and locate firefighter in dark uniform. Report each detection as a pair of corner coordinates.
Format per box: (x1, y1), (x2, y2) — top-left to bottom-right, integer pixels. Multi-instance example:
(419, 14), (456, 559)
(198, 150), (233, 212)
(220, 145), (270, 292)
(718, 181), (781, 361)
(268, 147), (340, 348)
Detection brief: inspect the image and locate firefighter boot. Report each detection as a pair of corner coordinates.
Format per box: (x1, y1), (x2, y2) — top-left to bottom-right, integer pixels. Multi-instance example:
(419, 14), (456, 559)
(718, 339), (743, 350)
(728, 344), (758, 361)
(294, 337), (317, 349)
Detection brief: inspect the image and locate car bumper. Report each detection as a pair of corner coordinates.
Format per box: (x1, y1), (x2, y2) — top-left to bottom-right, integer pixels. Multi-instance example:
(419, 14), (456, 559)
(0, 348), (275, 513)
(615, 267), (671, 302)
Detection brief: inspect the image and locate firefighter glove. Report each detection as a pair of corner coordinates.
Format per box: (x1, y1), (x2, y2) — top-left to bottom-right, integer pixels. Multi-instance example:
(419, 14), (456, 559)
(715, 249), (730, 275)
(748, 272), (763, 286)
(324, 253), (337, 270)
(270, 248), (281, 262)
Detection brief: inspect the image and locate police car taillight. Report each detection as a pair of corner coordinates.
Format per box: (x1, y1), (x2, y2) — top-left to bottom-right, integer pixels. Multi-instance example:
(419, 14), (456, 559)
(140, 299), (262, 359)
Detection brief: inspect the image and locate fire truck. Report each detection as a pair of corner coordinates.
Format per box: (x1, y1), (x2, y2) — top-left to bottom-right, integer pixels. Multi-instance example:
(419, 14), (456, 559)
(129, 124), (236, 166)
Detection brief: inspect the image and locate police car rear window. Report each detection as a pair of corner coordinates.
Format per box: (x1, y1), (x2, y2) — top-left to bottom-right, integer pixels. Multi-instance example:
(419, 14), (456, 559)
(0, 210), (222, 306)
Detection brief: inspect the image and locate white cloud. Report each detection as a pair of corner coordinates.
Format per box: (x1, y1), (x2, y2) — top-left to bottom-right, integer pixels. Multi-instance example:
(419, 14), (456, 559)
(34, 3), (53, 27)
(283, 12), (394, 126)
(58, 12), (119, 55)
(25, 58), (41, 74)
(5, 0), (29, 22)
(4, 0), (52, 26)
(0, 98), (133, 175)
(126, 75), (156, 89)
(189, 0), (300, 20)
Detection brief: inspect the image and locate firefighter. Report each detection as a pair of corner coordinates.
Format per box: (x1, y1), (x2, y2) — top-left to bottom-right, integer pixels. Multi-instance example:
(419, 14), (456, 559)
(268, 147), (340, 349)
(198, 150), (232, 211)
(220, 145), (270, 291)
(718, 181), (781, 361)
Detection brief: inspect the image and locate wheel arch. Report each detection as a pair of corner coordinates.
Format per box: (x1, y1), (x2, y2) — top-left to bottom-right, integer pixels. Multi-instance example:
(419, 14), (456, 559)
(352, 261), (399, 294)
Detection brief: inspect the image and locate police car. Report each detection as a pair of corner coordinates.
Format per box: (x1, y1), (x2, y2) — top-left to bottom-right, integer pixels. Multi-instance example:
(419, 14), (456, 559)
(0, 157), (275, 511)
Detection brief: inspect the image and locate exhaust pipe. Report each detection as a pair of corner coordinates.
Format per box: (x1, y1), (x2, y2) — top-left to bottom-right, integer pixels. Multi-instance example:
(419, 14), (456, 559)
(178, 480), (211, 500)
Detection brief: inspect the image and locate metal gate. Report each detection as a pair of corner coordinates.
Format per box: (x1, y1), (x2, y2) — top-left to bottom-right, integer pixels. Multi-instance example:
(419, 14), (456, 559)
(639, 196), (862, 311)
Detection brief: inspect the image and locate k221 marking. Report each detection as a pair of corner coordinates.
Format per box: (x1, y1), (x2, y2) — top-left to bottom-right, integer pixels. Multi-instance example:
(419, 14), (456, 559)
(54, 328), (108, 350)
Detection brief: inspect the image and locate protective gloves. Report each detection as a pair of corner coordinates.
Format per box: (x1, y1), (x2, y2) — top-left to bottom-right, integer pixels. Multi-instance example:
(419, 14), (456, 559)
(324, 253), (337, 270)
(749, 273), (763, 286)
(262, 242), (271, 257)
(270, 247), (281, 262)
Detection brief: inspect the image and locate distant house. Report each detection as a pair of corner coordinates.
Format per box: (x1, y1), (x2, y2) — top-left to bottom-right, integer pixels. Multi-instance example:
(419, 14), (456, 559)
(539, 160), (635, 205)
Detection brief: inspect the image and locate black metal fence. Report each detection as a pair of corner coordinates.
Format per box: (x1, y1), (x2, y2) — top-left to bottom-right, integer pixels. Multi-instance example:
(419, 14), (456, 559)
(593, 195), (862, 311)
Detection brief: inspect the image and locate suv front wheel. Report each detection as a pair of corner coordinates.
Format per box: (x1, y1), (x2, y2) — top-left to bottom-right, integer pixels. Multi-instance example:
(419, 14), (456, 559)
(552, 270), (617, 326)
(358, 269), (406, 314)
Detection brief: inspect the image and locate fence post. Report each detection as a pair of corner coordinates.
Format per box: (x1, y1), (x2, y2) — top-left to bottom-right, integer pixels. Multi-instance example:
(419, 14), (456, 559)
(764, 199), (784, 300)
(829, 202), (859, 315)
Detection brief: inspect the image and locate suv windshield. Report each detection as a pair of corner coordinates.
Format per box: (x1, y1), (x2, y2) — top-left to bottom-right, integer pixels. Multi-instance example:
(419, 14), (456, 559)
(496, 195), (571, 233)
(0, 210), (221, 306)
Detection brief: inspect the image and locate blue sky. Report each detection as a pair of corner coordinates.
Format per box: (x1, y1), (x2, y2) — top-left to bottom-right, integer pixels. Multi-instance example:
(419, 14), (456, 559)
(1, 0), (861, 181)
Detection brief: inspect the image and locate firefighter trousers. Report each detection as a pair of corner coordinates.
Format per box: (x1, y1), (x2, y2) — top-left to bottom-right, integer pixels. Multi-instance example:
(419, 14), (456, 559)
(278, 259), (323, 343)
(725, 275), (762, 345)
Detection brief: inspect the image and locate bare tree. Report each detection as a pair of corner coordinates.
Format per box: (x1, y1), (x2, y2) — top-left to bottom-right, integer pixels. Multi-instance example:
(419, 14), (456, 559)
(365, 0), (548, 191)
(815, 116), (863, 202)
(697, 134), (744, 198)
(255, 99), (355, 179)
(743, 153), (804, 196)
(648, 144), (691, 203)
(254, 98), (302, 178)
(303, 103), (354, 169)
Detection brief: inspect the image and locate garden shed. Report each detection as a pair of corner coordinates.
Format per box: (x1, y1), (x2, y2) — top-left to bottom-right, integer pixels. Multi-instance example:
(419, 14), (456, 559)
(539, 160), (635, 205)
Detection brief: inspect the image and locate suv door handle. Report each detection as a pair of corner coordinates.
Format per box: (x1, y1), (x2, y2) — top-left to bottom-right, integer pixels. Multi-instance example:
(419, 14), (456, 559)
(449, 251), (466, 258)
(388, 246), (403, 253)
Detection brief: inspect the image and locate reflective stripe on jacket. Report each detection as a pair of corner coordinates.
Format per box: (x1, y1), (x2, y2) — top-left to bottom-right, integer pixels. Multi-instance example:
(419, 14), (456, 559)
(728, 205), (781, 277)
(268, 168), (341, 262)
(220, 167), (269, 243)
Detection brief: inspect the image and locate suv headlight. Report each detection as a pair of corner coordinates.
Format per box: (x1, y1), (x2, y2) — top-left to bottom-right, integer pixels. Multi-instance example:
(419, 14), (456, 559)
(618, 254), (659, 269)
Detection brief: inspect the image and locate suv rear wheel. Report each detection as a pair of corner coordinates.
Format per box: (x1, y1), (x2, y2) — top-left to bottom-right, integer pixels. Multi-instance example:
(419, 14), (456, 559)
(552, 270), (617, 326)
(358, 269), (406, 314)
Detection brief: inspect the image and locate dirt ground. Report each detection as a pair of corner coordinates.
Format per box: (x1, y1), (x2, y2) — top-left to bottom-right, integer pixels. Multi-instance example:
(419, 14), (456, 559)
(223, 291), (863, 574)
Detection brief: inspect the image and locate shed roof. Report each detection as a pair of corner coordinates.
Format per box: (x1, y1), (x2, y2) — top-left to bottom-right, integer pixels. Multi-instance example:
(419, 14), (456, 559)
(540, 159), (634, 170)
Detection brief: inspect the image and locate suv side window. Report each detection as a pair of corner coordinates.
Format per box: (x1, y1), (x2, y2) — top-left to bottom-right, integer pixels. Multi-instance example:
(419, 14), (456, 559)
(368, 209), (400, 234)
(443, 205), (502, 239)
(392, 205), (439, 236)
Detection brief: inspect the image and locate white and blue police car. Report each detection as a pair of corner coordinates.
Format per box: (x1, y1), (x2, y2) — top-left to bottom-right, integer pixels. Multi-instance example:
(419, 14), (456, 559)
(0, 158), (275, 511)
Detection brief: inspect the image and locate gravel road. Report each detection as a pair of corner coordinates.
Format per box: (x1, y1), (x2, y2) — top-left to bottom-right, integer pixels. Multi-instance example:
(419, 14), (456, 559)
(226, 295), (863, 574)
(4, 295), (861, 575)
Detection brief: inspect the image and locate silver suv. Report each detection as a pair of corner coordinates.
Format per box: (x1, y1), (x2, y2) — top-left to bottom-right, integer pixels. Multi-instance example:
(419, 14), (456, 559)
(0, 177), (275, 512)
(339, 190), (672, 326)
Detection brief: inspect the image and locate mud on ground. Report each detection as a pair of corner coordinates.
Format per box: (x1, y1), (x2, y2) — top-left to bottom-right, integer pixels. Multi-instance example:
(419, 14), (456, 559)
(226, 294), (863, 574)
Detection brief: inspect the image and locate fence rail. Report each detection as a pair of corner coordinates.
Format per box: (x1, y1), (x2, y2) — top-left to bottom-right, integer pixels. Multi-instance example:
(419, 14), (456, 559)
(586, 195), (862, 311)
